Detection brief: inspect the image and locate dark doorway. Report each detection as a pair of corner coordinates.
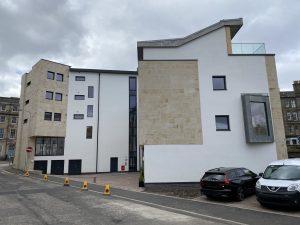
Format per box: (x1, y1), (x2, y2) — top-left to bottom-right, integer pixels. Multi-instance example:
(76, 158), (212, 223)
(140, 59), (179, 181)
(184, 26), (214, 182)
(51, 160), (64, 175)
(68, 160), (82, 175)
(34, 160), (47, 174)
(110, 157), (118, 172)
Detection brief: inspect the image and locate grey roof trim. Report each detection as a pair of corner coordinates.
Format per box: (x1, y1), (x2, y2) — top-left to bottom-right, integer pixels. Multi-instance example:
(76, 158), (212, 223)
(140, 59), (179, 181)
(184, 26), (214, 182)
(137, 18), (243, 48)
(70, 68), (138, 75)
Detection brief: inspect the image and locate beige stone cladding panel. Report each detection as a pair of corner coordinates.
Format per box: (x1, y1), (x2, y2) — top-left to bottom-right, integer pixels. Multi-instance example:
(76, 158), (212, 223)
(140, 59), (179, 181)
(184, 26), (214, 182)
(29, 60), (69, 137)
(138, 60), (203, 145)
(265, 56), (288, 159)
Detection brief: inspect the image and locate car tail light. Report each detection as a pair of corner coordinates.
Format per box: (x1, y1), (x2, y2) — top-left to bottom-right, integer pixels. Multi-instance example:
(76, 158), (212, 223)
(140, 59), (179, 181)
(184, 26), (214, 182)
(224, 175), (230, 185)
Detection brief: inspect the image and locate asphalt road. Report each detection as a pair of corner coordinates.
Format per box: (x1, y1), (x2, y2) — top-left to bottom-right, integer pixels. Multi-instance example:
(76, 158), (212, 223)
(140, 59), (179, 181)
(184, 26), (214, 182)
(0, 164), (299, 225)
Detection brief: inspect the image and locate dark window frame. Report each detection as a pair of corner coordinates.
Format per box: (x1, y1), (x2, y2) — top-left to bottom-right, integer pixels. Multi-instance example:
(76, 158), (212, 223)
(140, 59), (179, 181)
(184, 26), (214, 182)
(46, 91), (53, 100)
(35, 137), (65, 156)
(88, 86), (94, 98)
(86, 126), (93, 139)
(74, 95), (85, 100)
(55, 93), (63, 101)
(56, 73), (64, 82)
(73, 114), (84, 119)
(47, 71), (55, 80)
(75, 76), (85, 81)
(44, 112), (52, 121)
(215, 115), (230, 131)
(54, 113), (61, 121)
(212, 76), (227, 91)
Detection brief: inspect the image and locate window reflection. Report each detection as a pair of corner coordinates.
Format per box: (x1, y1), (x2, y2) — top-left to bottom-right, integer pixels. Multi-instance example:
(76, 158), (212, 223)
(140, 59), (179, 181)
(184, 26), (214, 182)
(250, 102), (268, 136)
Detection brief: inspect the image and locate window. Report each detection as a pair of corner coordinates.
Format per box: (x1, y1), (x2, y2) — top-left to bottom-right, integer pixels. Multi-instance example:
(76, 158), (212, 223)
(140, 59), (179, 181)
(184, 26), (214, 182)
(46, 91), (53, 100)
(44, 112), (52, 121)
(0, 105), (5, 111)
(74, 95), (85, 100)
(129, 96), (137, 108)
(9, 129), (16, 139)
(129, 77), (137, 171)
(26, 81), (31, 87)
(87, 105), (93, 117)
(86, 126), (93, 139)
(55, 93), (63, 101)
(35, 137), (64, 156)
(12, 105), (18, 112)
(11, 117), (17, 124)
(73, 114), (84, 119)
(24, 119), (28, 124)
(285, 100), (290, 108)
(291, 100), (296, 108)
(241, 94), (274, 143)
(212, 76), (226, 90)
(215, 115), (230, 131)
(290, 126), (294, 134)
(88, 86), (94, 98)
(56, 73), (63, 82)
(0, 116), (5, 123)
(287, 112), (292, 121)
(25, 100), (29, 105)
(293, 112), (298, 121)
(54, 113), (61, 121)
(47, 71), (55, 80)
(0, 128), (4, 139)
(75, 76), (85, 81)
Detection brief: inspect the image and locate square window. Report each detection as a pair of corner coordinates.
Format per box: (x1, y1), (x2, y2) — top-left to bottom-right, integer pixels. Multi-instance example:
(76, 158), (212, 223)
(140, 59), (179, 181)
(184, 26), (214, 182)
(215, 115), (230, 131)
(46, 91), (53, 100)
(55, 93), (63, 101)
(75, 76), (85, 81)
(54, 113), (61, 121)
(11, 117), (17, 124)
(86, 126), (93, 139)
(74, 95), (85, 100)
(212, 76), (226, 90)
(44, 112), (52, 121)
(56, 73), (63, 82)
(73, 114), (84, 119)
(47, 71), (55, 80)
(87, 105), (93, 117)
(88, 86), (94, 98)
(0, 116), (5, 123)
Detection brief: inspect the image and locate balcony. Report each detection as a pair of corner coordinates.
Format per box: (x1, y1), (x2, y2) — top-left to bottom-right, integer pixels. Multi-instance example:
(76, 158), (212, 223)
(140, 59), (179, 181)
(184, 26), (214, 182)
(232, 43), (266, 54)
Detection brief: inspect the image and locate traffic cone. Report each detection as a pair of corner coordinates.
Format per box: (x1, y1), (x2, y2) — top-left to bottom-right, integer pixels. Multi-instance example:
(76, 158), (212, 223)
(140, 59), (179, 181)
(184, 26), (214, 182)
(43, 174), (48, 182)
(24, 171), (29, 177)
(64, 177), (70, 186)
(103, 184), (111, 195)
(81, 180), (88, 190)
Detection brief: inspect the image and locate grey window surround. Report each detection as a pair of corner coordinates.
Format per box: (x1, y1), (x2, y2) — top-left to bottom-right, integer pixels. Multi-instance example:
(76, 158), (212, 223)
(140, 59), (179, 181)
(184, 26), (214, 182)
(212, 76), (227, 90)
(241, 94), (274, 143)
(74, 95), (85, 100)
(73, 114), (84, 119)
(75, 76), (85, 81)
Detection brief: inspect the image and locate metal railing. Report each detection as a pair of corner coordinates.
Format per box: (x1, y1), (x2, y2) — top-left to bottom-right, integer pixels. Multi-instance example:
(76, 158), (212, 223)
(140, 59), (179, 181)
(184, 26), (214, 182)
(232, 43), (266, 54)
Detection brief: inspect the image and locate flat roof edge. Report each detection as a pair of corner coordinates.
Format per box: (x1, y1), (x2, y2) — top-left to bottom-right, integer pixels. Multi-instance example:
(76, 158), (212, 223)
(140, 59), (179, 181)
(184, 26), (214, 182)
(70, 68), (138, 75)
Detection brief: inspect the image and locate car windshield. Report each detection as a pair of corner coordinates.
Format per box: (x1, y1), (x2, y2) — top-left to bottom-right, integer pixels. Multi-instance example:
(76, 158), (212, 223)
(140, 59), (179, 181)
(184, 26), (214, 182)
(263, 165), (300, 180)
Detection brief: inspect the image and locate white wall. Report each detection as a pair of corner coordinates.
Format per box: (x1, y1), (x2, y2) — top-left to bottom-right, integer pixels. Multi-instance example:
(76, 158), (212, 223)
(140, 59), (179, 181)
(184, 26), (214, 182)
(142, 27), (278, 183)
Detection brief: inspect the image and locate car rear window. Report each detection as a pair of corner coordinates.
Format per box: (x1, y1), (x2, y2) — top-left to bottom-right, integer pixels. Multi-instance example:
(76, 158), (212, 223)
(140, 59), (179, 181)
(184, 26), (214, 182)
(202, 173), (225, 181)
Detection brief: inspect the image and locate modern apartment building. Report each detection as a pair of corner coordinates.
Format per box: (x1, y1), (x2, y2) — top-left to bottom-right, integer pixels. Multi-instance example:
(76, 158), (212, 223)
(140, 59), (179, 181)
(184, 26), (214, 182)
(0, 97), (19, 160)
(14, 59), (138, 174)
(280, 81), (300, 158)
(137, 18), (287, 188)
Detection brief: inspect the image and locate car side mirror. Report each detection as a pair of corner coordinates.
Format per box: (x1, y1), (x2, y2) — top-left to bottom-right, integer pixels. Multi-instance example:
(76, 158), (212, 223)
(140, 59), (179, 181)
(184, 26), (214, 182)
(259, 172), (263, 177)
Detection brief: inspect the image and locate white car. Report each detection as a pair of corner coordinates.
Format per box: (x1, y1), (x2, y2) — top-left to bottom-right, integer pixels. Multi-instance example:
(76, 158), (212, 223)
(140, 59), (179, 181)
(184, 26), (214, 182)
(256, 158), (300, 207)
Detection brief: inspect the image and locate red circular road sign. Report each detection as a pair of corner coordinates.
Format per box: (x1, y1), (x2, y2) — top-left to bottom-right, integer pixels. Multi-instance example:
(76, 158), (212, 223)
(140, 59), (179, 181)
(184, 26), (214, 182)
(26, 147), (32, 152)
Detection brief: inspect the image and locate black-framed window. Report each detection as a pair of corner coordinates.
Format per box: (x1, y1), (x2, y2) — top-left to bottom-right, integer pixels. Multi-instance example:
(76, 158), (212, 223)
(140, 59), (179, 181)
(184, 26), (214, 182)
(56, 73), (63, 82)
(87, 105), (93, 117)
(86, 126), (92, 139)
(35, 137), (65, 156)
(212, 76), (226, 90)
(54, 113), (61, 121)
(44, 112), (52, 121)
(129, 77), (137, 171)
(11, 117), (17, 124)
(74, 95), (85, 100)
(0, 116), (5, 123)
(47, 71), (55, 80)
(215, 115), (230, 131)
(75, 76), (85, 81)
(73, 114), (84, 119)
(46, 91), (53, 100)
(0, 128), (4, 138)
(55, 93), (63, 101)
(88, 86), (94, 98)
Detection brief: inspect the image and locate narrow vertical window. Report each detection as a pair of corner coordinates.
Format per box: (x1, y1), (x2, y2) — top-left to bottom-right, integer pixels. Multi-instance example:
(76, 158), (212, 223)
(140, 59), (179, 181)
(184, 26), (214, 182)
(86, 126), (93, 139)
(129, 77), (137, 171)
(87, 105), (93, 117)
(88, 86), (94, 98)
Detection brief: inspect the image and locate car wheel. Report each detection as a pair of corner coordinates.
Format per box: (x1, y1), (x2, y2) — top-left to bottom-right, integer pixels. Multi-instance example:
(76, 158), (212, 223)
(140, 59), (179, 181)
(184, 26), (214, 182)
(236, 187), (245, 201)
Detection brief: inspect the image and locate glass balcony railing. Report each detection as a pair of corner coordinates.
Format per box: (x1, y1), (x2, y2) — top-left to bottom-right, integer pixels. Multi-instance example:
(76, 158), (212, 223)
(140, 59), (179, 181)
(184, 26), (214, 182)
(232, 43), (266, 54)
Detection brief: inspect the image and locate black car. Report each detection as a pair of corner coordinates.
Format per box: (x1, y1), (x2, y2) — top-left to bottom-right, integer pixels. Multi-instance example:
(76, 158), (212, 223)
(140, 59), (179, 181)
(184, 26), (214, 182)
(200, 167), (259, 201)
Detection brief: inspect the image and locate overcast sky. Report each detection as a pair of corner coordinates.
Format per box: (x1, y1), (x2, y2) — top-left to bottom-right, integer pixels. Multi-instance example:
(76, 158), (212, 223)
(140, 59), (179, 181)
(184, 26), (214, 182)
(0, 0), (299, 97)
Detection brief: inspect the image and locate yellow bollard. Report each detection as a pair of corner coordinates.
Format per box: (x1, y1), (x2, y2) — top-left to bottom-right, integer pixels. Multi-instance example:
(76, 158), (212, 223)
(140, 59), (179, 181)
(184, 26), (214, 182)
(24, 171), (30, 177)
(81, 180), (88, 190)
(43, 174), (48, 182)
(64, 177), (70, 186)
(103, 184), (111, 196)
